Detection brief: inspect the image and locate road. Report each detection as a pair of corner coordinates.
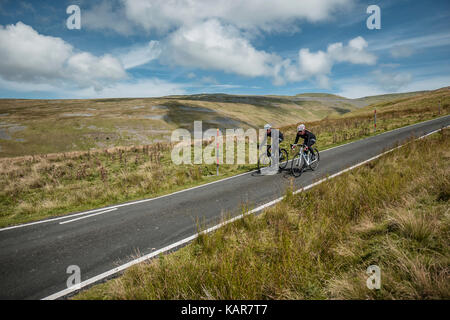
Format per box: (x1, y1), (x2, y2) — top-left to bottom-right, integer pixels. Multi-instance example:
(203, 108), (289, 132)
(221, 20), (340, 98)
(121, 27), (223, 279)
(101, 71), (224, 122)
(0, 115), (449, 299)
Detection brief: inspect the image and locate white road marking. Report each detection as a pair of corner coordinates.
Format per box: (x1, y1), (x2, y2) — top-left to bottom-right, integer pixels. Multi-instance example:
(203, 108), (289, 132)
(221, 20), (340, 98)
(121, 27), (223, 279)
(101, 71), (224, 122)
(0, 207), (121, 232)
(59, 208), (117, 225)
(42, 125), (448, 300)
(0, 170), (256, 232)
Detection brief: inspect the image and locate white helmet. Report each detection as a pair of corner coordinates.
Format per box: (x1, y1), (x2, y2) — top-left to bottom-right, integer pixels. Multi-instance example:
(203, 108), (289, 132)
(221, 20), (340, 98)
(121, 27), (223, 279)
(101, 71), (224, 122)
(297, 124), (305, 132)
(264, 124), (272, 130)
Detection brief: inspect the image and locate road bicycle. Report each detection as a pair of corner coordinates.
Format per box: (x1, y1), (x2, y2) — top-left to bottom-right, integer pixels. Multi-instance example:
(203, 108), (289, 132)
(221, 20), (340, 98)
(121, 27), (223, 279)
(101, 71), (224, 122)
(290, 144), (320, 177)
(258, 144), (289, 171)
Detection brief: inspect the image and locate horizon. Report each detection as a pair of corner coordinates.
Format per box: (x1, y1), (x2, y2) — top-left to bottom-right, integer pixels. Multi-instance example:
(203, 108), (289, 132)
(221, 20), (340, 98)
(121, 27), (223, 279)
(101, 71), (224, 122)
(0, 87), (440, 101)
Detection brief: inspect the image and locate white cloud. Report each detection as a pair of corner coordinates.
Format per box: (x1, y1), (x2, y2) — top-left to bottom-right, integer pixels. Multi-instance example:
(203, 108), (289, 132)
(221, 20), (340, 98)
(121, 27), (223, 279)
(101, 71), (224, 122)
(0, 22), (127, 91)
(80, 0), (370, 89)
(117, 40), (161, 69)
(327, 36), (377, 64)
(0, 22), (72, 82)
(163, 19), (280, 78)
(299, 49), (333, 76)
(284, 36), (377, 88)
(161, 19), (375, 88)
(373, 70), (412, 91)
(120, 0), (354, 34)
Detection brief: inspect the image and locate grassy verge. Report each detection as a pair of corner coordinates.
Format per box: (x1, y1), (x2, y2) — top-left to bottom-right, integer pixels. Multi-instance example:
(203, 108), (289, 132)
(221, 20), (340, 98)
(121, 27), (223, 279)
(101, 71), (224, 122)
(75, 129), (449, 300)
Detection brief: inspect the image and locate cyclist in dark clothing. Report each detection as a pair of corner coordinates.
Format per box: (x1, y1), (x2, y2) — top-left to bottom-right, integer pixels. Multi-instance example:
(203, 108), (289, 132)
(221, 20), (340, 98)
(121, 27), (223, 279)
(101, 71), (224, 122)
(292, 124), (316, 159)
(264, 124), (284, 143)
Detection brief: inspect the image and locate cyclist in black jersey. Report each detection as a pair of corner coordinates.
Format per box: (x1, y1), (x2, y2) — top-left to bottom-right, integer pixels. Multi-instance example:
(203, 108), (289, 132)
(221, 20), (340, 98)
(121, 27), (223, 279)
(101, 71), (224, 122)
(264, 123), (284, 143)
(292, 124), (316, 159)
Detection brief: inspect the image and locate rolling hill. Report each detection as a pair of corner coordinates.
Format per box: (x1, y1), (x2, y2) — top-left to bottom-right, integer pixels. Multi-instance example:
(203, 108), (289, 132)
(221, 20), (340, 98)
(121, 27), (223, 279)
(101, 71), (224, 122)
(0, 89), (434, 157)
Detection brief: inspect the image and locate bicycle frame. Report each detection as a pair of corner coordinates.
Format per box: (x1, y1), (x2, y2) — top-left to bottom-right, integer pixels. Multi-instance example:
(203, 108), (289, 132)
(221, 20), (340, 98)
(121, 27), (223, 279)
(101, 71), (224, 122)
(294, 146), (317, 167)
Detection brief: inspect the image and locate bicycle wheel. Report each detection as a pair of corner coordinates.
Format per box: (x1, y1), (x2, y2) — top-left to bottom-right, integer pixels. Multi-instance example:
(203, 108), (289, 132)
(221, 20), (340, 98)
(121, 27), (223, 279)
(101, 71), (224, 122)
(309, 148), (320, 171)
(290, 152), (304, 177)
(258, 151), (272, 170)
(279, 148), (289, 169)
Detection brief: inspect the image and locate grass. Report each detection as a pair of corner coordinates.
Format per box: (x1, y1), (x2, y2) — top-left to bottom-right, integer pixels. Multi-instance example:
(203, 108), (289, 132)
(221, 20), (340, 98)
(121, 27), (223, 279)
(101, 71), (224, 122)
(0, 88), (448, 228)
(74, 128), (450, 300)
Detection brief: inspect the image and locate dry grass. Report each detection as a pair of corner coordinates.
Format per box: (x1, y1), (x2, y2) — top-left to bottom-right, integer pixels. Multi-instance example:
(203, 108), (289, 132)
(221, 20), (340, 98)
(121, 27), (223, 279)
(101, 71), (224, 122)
(75, 128), (449, 300)
(0, 142), (255, 227)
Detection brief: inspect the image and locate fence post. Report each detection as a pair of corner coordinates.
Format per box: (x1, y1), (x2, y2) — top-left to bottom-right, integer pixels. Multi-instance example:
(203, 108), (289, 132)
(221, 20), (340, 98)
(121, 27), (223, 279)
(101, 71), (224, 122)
(374, 109), (377, 133)
(216, 128), (219, 176)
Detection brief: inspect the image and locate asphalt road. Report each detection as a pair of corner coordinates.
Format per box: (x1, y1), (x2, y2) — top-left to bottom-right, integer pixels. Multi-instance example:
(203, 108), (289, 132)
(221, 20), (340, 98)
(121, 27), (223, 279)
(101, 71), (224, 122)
(0, 115), (449, 299)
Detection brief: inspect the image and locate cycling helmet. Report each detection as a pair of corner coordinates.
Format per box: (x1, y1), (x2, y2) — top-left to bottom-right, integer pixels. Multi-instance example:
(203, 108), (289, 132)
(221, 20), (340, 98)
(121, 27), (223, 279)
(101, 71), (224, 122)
(264, 124), (272, 130)
(297, 124), (305, 132)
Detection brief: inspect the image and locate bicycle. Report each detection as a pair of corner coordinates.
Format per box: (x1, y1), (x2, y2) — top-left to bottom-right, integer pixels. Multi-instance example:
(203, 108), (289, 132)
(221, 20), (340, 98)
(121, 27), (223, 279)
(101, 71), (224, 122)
(258, 144), (289, 171)
(290, 144), (320, 177)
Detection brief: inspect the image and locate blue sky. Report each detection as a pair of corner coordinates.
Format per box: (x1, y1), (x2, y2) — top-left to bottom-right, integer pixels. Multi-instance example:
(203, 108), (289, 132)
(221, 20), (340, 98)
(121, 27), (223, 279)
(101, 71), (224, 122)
(0, 0), (449, 99)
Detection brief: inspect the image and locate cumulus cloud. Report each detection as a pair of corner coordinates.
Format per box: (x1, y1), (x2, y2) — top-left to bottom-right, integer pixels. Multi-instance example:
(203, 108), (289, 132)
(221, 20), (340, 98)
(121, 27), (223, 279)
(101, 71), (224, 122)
(0, 22), (127, 91)
(0, 22), (72, 82)
(281, 36), (377, 88)
(79, 0), (370, 89)
(161, 19), (375, 88)
(119, 0), (353, 34)
(299, 49), (333, 76)
(327, 36), (377, 64)
(0, 21), (377, 97)
(163, 19), (280, 78)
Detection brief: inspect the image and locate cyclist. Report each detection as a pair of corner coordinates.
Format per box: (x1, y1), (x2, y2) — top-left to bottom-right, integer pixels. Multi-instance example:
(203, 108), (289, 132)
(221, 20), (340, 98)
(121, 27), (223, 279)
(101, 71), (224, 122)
(291, 124), (316, 160)
(264, 123), (284, 144)
(263, 124), (287, 170)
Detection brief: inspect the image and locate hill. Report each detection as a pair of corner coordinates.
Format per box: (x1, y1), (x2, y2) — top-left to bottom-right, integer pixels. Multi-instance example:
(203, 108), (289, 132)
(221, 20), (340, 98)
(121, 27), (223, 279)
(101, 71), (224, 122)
(0, 88), (441, 157)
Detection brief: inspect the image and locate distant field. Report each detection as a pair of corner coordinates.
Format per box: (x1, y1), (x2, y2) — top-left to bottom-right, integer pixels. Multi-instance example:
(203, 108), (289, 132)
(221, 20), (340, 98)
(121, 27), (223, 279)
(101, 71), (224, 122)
(0, 90), (428, 158)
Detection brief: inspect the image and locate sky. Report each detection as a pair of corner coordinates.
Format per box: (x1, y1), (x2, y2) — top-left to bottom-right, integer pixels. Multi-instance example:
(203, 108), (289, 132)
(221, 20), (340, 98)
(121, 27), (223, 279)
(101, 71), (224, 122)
(0, 0), (449, 99)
